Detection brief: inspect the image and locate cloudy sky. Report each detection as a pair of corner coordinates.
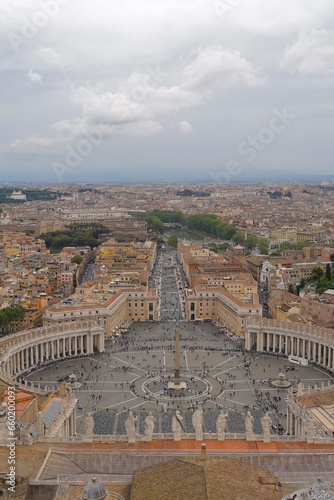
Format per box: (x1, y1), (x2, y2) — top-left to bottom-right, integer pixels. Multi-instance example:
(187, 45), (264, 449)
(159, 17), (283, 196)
(1, 0), (334, 183)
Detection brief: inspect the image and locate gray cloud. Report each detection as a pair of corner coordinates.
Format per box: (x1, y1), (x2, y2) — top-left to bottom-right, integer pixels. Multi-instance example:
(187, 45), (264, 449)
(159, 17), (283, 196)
(0, 0), (334, 181)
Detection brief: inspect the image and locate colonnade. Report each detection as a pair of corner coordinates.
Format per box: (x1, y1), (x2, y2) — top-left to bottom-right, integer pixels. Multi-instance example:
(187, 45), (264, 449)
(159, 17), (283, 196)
(46, 401), (77, 438)
(286, 405), (303, 437)
(0, 323), (105, 381)
(245, 319), (334, 372)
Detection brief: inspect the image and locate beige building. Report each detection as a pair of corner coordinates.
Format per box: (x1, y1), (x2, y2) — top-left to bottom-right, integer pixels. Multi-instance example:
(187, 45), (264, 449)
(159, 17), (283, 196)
(185, 286), (262, 337)
(178, 241), (262, 337)
(43, 283), (158, 336)
(43, 240), (158, 335)
(301, 294), (334, 326)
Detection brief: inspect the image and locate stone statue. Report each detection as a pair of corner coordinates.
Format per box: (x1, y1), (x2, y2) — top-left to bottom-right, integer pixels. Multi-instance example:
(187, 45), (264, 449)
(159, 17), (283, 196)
(58, 381), (67, 398)
(36, 411), (45, 437)
(125, 411), (137, 443)
(297, 382), (304, 396)
(144, 412), (156, 440)
(19, 426), (29, 445)
(261, 412), (272, 443)
(172, 410), (183, 441)
(0, 402), (7, 422)
(192, 407), (204, 440)
(216, 410), (228, 440)
(19, 425), (33, 446)
(0, 403), (8, 447)
(245, 411), (254, 437)
(85, 414), (94, 437)
(306, 418), (317, 441)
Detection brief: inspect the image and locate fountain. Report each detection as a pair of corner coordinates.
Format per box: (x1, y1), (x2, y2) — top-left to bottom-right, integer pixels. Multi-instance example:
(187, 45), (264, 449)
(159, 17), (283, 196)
(270, 370), (292, 389)
(65, 373), (82, 390)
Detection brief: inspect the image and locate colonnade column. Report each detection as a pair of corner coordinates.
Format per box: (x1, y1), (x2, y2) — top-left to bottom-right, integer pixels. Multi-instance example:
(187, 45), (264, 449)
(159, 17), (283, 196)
(328, 347), (333, 370)
(257, 331), (264, 351)
(10, 356), (14, 374)
(285, 336), (289, 356)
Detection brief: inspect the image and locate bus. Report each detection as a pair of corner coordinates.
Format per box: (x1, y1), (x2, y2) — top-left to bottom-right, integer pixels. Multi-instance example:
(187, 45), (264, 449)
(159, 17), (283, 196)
(288, 355), (308, 366)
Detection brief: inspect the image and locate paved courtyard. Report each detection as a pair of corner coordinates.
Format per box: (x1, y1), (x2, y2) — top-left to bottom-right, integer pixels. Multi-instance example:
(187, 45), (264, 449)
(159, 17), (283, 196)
(23, 246), (334, 437)
(25, 319), (332, 436)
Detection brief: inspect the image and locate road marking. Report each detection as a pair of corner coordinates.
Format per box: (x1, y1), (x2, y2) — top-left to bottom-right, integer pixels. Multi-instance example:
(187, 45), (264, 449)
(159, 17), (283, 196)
(112, 355), (147, 374)
(211, 356), (236, 370)
(116, 399), (146, 414)
(184, 351), (189, 371)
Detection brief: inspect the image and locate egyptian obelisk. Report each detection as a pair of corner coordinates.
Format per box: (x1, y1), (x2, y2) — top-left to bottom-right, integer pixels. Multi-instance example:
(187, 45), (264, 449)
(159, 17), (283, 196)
(168, 328), (187, 389)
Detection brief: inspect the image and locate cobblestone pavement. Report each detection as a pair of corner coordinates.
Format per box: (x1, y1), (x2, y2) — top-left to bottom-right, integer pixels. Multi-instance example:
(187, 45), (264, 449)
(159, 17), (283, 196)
(24, 247), (333, 435)
(25, 320), (332, 435)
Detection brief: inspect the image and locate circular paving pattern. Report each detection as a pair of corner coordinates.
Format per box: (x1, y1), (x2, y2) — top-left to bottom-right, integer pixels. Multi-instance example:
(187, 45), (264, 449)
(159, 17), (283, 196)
(23, 319), (334, 436)
(138, 372), (224, 403)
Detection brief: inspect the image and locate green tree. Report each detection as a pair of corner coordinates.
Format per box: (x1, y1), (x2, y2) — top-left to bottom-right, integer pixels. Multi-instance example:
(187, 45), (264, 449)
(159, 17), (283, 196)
(0, 305), (25, 334)
(146, 215), (165, 234)
(296, 241), (309, 250)
(310, 265), (324, 281)
(52, 234), (73, 248)
(280, 241), (293, 250)
(258, 238), (269, 255)
(167, 236), (178, 248)
(71, 254), (83, 265)
(300, 277), (306, 289)
(232, 233), (245, 245)
(317, 277), (330, 295)
(325, 263), (332, 281)
(244, 236), (258, 251)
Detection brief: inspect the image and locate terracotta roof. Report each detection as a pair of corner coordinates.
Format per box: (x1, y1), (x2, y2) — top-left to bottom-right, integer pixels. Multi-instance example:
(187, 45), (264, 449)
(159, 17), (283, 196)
(3, 390), (36, 421)
(130, 457), (280, 500)
(297, 386), (334, 407)
(130, 459), (207, 500)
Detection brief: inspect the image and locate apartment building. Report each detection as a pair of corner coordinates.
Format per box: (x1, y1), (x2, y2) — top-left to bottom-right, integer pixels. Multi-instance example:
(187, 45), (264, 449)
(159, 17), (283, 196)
(178, 241), (262, 337)
(43, 283), (158, 335)
(301, 294), (334, 326)
(184, 286), (262, 337)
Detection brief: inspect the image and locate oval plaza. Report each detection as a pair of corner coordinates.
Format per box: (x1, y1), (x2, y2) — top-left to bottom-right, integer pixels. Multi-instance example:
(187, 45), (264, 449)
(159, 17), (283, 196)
(0, 242), (334, 449)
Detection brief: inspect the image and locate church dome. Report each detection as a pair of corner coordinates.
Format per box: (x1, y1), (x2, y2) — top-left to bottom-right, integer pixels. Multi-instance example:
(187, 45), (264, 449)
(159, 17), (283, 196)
(82, 477), (107, 500)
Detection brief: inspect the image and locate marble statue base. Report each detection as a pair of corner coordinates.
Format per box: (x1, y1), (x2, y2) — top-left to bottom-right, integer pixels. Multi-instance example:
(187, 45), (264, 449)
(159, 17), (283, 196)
(168, 381), (187, 390)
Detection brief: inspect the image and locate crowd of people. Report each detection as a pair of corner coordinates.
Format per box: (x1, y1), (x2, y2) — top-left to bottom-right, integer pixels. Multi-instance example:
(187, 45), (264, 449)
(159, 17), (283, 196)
(23, 247), (330, 437)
